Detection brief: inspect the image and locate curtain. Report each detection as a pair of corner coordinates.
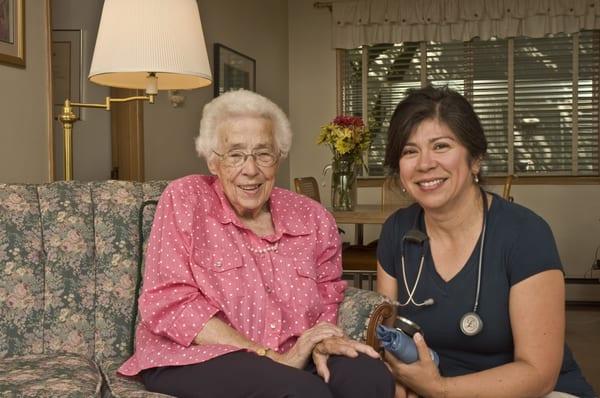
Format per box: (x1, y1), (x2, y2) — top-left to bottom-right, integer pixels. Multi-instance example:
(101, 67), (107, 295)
(332, 0), (600, 48)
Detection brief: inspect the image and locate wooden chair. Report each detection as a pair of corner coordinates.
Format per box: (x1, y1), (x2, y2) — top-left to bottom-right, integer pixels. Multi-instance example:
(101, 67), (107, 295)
(294, 177), (321, 202)
(502, 175), (516, 202)
(293, 177), (375, 276)
(340, 177), (414, 274)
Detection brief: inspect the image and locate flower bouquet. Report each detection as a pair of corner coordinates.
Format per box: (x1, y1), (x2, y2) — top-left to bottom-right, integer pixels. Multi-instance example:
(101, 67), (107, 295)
(317, 116), (371, 211)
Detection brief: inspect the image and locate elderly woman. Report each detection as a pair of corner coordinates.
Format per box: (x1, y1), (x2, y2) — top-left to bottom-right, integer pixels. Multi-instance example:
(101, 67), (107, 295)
(118, 90), (394, 398)
(377, 85), (595, 398)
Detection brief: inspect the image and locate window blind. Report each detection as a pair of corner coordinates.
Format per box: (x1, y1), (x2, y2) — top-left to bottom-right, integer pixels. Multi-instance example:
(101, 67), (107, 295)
(340, 32), (600, 177)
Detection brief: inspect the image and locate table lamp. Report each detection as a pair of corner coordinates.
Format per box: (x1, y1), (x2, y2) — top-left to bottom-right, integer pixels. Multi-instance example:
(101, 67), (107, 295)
(58, 0), (212, 180)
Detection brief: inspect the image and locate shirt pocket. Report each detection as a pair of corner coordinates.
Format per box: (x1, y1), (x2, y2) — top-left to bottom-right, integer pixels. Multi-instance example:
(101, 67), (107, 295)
(190, 248), (246, 306)
(292, 260), (323, 323)
(295, 260), (318, 281)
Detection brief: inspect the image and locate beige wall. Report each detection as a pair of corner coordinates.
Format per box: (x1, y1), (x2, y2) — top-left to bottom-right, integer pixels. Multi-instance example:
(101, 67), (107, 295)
(51, 0), (110, 181)
(287, 0), (600, 283)
(0, 2), (51, 183)
(144, 0), (291, 189)
(288, 0), (337, 198)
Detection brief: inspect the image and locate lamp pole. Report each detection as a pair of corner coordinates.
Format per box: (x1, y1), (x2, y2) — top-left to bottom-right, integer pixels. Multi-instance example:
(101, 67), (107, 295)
(58, 100), (77, 181)
(57, 94), (155, 181)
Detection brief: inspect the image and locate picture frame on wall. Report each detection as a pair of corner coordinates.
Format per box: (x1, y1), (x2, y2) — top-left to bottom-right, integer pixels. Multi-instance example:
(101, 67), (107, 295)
(51, 29), (83, 119)
(0, 0), (25, 67)
(214, 43), (256, 97)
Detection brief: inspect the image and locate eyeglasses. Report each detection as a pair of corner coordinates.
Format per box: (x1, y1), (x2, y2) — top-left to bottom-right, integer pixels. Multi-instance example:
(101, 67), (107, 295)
(212, 149), (279, 168)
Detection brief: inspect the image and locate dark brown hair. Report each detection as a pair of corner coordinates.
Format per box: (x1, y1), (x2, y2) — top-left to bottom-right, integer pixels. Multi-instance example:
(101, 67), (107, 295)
(384, 85), (487, 178)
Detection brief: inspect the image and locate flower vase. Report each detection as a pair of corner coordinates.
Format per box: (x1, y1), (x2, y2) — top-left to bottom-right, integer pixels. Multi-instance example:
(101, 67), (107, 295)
(331, 156), (358, 211)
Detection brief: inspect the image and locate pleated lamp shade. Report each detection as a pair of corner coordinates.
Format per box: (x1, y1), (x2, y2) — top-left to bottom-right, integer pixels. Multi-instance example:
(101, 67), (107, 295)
(88, 0), (212, 91)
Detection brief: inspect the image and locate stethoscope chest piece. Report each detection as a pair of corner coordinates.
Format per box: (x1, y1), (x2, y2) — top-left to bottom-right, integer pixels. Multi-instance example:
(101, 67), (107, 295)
(460, 311), (483, 336)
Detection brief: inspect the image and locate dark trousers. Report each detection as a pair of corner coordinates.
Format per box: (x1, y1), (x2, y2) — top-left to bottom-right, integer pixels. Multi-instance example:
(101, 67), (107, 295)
(141, 351), (395, 398)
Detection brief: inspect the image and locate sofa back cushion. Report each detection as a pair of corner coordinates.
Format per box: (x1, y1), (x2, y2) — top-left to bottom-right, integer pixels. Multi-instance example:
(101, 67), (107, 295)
(0, 184), (45, 356)
(0, 180), (169, 362)
(91, 181), (167, 361)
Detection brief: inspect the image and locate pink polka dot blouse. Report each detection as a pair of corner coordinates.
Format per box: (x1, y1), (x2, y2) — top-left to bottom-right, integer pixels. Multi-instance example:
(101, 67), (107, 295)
(118, 175), (346, 376)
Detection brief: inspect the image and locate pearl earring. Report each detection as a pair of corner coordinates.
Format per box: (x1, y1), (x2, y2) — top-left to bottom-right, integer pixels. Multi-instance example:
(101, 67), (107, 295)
(401, 186), (407, 193)
(473, 174), (479, 183)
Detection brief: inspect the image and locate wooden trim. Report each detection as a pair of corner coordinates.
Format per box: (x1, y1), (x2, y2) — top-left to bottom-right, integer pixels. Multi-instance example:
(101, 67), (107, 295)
(365, 301), (394, 350)
(44, 0), (54, 182)
(483, 176), (600, 185)
(110, 88), (145, 181)
(336, 49), (342, 115)
(358, 176), (600, 187)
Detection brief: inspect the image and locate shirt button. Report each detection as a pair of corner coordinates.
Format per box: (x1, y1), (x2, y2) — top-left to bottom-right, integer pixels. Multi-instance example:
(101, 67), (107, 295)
(265, 285), (272, 293)
(214, 261), (222, 268)
(270, 323), (277, 329)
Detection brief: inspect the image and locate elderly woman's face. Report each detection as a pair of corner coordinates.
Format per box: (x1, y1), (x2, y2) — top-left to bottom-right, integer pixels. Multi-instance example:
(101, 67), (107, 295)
(208, 115), (279, 219)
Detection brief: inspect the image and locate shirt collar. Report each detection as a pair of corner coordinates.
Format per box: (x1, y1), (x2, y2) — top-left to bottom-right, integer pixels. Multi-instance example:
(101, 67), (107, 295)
(211, 178), (311, 240)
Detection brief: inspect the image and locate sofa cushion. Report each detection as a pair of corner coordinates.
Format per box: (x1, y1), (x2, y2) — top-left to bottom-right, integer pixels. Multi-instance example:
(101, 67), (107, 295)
(38, 182), (98, 357)
(0, 353), (102, 397)
(0, 184), (45, 356)
(100, 357), (174, 398)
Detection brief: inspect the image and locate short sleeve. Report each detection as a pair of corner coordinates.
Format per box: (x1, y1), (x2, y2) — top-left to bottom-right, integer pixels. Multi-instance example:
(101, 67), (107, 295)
(506, 211), (563, 286)
(377, 213), (400, 278)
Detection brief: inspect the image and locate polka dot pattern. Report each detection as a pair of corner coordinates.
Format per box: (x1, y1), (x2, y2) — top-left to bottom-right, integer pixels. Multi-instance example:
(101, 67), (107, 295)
(118, 175), (346, 376)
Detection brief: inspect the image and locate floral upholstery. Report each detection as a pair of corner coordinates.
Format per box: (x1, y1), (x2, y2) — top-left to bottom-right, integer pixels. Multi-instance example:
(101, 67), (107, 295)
(0, 180), (390, 397)
(0, 353), (102, 397)
(339, 286), (393, 343)
(100, 358), (173, 398)
(0, 184), (45, 357)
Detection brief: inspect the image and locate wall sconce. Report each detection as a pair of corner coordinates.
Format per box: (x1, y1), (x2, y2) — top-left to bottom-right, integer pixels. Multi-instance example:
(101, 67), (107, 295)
(168, 90), (186, 108)
(58, 0), (212, 180)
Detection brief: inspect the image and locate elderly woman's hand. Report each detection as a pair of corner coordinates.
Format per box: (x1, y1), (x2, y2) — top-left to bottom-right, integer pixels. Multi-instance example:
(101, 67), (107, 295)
(272, 322), (344, 369)
(311, 336), (380, 382)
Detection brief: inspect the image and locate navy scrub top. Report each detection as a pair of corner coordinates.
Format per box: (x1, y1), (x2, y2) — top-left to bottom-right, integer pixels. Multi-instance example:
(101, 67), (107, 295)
(377, 192), (595, 397)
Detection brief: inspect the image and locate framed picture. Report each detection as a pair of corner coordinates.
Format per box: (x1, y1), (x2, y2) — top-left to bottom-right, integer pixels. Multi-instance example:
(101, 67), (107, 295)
(0, 0), (25, 67)
(51, 29), (83, 119)
(214, 43), (256, 97)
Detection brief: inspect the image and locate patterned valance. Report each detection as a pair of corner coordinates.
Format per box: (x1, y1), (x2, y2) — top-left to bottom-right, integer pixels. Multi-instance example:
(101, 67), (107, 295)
(332, 0), (600, 48)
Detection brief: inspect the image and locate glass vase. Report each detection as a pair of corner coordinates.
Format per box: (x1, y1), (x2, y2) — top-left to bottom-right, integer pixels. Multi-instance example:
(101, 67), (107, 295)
(331, 156), (358, 211)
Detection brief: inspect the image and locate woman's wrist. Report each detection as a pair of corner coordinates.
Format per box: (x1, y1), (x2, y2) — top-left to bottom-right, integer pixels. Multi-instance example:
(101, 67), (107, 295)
(437, 376), (448, 398)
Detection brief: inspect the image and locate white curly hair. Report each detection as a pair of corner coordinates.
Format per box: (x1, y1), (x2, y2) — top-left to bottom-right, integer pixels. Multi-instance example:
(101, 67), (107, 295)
(195, 89), (292, 160)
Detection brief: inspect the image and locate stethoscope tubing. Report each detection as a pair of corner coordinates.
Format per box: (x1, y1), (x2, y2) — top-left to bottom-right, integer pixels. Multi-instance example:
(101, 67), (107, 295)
(398, 188), (488, 313)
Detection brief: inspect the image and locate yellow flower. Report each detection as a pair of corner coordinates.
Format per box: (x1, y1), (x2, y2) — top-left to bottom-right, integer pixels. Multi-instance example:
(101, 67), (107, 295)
(317, 116), (371, 164)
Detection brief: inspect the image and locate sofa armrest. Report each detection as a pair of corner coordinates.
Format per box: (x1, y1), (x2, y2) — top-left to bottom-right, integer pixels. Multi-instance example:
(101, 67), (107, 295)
(337, 286), (394, 350)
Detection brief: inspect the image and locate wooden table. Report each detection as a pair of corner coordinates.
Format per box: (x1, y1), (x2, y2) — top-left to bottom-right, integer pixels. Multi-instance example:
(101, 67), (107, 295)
(329, 204), (399, 245)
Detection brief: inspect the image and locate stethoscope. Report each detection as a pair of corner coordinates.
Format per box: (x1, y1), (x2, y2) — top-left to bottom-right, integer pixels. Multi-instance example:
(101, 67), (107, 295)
(396, 188), (488, 337)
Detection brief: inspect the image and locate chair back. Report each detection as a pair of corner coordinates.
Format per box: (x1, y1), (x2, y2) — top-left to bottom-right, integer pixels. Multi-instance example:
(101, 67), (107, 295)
(294, 177), (321, 203)
(502, 175), (516, 202)
(381, 176), (414, 207)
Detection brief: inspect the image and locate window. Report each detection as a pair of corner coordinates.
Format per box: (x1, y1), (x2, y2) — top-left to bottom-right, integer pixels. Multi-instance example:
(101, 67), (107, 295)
(339, 32), (600, 177)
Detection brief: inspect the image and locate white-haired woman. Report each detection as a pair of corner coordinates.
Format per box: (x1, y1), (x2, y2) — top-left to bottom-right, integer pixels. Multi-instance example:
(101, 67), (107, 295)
(118, 90), (395, 398)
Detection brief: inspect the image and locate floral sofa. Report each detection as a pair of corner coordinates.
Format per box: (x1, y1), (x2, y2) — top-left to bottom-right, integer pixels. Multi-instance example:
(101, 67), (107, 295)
(0, 180), (393, 397)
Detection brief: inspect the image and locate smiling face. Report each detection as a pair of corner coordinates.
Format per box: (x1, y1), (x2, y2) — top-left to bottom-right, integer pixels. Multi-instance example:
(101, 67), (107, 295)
(399, 118), (481, 213)
(208, 115), (279, 220)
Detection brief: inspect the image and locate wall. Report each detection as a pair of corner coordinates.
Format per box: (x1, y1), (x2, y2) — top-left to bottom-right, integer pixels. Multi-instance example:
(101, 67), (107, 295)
(0, 2), (51, 183)
(51, 0), (109, 181)
(143, 0), (290, 188)
(287, 0), (600, 286)
(288, 0), (337, 197)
